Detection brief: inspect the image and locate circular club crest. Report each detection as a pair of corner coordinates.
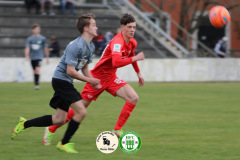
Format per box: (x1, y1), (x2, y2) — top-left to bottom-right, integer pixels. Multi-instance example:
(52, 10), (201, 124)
(96, 131), (119, 154)
(119, 131), (142, 153)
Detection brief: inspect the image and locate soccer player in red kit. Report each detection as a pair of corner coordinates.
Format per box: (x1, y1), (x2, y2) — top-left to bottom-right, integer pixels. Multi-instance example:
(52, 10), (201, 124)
(43, 13), (145, 145)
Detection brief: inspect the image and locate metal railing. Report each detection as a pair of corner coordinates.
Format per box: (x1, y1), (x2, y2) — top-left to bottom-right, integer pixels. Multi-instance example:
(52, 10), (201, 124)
(104, 0), (218, 58)
(140, 0), (218, 58)
(104, 0), (170, 58)
(104, 0), (190, 58)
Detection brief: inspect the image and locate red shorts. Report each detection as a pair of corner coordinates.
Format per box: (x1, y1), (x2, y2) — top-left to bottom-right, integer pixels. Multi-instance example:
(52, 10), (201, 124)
(81, 76), (127, 102)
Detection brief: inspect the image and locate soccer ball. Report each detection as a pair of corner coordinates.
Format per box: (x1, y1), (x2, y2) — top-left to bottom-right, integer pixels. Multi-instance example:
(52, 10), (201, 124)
(209, 6), (230, 28)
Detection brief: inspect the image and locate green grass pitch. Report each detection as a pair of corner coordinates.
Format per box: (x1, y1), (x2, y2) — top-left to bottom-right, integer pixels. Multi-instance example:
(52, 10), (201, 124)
(0, 82), (240, 160)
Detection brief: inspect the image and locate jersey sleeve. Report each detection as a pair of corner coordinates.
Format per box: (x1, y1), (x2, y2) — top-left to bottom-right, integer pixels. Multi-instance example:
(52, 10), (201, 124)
(25, 37), (31, 47)
(87, 44), (95, 64)
(110, 39), (133, 68)
(43, 37), (48, 47)
(64, 42), (81, 66)
(131, 52), (140, 73)
(130, 40), (140, 73)
(87, 54), (93, 64)
(110, 38), (124, 56)
(112, 54), (132, 69)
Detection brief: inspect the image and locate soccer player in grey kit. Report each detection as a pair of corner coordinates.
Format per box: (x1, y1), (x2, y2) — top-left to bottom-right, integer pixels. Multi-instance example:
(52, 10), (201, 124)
(25, 24), (49, 90)
(11, 13), (101, 153)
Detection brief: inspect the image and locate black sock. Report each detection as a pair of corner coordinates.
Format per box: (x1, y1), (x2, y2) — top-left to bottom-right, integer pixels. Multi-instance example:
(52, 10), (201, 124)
(62, 119), (80, 145)
(34, 74), (40, 85)
(24, 115), (53, 129)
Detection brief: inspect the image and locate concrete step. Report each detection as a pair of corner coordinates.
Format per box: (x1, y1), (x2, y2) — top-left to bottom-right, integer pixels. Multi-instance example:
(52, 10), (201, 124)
(0, 2), (161, 58)
(0, 35), (154, 49)
(0, 3), (116, 15)
(0, 25), (117, 37)
(0, 14), (120, 27)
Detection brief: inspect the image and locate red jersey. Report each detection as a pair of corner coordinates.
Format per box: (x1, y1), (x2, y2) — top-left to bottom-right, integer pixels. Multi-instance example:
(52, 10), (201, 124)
(93, 34), (104, 41)
(91, 33), (140, 80)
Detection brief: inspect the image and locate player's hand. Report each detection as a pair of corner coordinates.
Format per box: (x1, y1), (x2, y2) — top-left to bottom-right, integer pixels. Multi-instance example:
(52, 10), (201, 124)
(89, 78), (101, 88)
(25, 56), (30, 61)
(133, 52), (145, 62)
(137, 72), (144, 87)
(93, 83), (102, 90)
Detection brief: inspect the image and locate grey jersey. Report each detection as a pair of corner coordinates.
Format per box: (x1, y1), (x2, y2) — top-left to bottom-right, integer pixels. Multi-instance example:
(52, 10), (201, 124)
(53, 36), (95, 83)
(25, 35), (48, 60)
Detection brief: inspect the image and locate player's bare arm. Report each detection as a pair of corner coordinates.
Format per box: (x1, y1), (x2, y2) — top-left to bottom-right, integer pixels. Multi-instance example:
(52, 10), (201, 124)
(82, 64), (92, 78)
(25, 47), (30, 60)
(44, 47), (49, 64)
(137, 72), (144, 87)
(132, 51), (145, 62)
(67, 64), (100, 87)
(132, 52), (144, 86)
(82, 64), (102, 89)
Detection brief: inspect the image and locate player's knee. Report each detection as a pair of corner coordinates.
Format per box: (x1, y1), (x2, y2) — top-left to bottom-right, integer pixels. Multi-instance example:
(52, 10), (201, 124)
(129, 94), (139, 104)
(54, 118), (66, 125)
(80, 109), (87, 118)
(73, 108), (87, 121)
(52, 114), (66, 125)
(34, 67), (40, 74)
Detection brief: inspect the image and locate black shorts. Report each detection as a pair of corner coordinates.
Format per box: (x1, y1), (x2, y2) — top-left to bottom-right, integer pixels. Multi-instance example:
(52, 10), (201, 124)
(31, 59), (42, 70)
(49, 78), (82, 112)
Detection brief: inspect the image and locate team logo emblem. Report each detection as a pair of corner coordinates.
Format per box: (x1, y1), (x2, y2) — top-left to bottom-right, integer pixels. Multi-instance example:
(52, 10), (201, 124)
(31, 44), (40, 50)
(113, 44), (121, 52)
(119, 131), (142, 154)
(96, 131), (119, 154)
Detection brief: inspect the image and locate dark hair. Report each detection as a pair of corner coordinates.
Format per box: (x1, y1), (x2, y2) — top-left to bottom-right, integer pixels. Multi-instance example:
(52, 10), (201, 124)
(76, 13), (95, 34)
(51, 36), (57, 41)
(32, 24), (40, 29)
(120, 13), (135, 25)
